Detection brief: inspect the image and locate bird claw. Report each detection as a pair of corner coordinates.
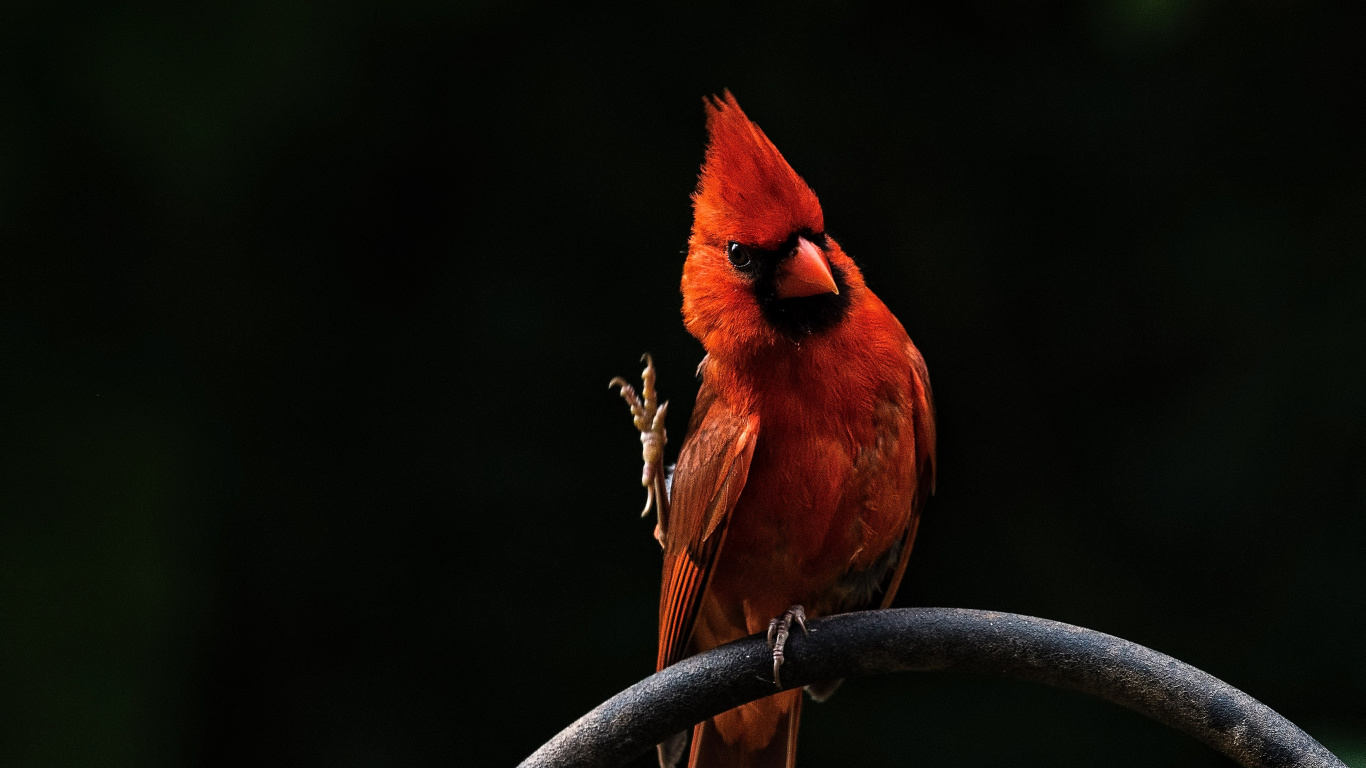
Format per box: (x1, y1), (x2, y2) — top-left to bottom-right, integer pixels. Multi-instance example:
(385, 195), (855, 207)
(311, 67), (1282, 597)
(610, 354), (670, 544)
(766, 605), (807, 688)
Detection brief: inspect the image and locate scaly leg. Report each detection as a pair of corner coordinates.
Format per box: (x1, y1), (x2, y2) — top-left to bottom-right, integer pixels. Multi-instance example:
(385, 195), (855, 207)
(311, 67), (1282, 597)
(767, 605), (808, 687)
(609, 354), (670, 546)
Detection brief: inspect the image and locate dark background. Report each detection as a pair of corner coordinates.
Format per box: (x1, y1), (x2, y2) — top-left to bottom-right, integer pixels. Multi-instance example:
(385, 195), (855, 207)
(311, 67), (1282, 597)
(2, 1), (1364, 766)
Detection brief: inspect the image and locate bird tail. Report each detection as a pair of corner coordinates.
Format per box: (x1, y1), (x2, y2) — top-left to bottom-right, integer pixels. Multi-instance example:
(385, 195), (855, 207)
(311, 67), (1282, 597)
(681, 690), (803, 768)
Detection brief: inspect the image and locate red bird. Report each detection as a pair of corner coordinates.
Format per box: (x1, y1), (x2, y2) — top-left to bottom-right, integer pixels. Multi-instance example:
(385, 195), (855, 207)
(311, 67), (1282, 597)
(612, 92), (936, 768)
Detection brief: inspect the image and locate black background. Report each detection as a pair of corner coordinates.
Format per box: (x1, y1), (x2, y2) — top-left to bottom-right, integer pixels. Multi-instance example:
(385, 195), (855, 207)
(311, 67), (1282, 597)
(2, 1), (1364, 766)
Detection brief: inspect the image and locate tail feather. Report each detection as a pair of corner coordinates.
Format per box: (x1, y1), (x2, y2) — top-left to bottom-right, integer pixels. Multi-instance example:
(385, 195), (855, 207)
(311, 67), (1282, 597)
(686, 691), (802, 768)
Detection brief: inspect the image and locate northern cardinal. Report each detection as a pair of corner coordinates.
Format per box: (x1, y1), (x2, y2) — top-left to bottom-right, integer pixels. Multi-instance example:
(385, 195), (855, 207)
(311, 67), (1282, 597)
(612, 92), (936, 768)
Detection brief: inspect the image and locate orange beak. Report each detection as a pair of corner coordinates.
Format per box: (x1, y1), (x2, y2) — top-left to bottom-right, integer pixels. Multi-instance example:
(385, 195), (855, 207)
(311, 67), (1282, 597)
(774, 237), (839, 299)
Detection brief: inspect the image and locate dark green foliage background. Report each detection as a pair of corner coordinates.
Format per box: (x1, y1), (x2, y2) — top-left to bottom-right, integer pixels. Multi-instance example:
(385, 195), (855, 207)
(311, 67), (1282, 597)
(1, 1), (1363, 766)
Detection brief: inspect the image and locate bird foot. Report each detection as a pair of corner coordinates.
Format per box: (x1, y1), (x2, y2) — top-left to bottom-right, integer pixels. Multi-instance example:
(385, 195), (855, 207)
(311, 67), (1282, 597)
(766, 605), (808, 687)
(609, 354), (670, 544)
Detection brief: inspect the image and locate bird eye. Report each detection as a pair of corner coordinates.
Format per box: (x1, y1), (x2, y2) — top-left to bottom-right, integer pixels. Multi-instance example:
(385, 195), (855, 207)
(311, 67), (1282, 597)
(727, 242), (752, 270)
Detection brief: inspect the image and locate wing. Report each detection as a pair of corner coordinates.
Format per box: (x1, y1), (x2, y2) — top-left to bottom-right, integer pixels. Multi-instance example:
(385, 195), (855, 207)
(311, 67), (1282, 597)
(876, 343), (937, 609)
(656, 366), (759, 671)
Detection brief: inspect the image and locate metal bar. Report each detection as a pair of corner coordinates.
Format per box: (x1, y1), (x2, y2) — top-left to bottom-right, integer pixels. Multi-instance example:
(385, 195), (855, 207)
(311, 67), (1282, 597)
(520, 608), (1345, 768)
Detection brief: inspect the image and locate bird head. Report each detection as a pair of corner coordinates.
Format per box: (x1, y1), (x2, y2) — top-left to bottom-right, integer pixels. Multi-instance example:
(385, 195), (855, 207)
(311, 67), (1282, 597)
(682, 92), (864, 358)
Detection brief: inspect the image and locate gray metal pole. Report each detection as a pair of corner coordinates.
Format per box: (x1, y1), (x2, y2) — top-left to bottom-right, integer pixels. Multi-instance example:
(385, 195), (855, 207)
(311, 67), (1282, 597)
(520, 608), (1345, 768)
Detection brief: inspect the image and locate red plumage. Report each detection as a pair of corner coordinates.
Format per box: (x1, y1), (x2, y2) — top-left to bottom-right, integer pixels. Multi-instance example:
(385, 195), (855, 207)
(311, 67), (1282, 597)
(654, 92), (936, 768)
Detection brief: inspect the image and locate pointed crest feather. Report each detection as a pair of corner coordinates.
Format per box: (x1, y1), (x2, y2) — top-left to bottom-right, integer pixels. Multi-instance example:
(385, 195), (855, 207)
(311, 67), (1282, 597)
(692, 91), (824, 249)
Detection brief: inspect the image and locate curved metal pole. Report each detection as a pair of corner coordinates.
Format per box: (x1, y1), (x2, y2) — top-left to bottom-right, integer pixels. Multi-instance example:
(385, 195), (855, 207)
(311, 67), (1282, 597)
(521, 608), (1345, 768)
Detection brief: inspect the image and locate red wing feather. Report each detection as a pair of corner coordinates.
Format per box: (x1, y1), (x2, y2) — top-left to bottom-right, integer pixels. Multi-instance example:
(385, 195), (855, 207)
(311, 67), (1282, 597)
(656, 376), (758, 671)
(877, 345), (938, 609)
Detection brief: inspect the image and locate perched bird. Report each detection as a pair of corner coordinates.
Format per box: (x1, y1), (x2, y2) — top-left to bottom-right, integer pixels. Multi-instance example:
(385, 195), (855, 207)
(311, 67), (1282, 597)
(612, 92), (936, 768)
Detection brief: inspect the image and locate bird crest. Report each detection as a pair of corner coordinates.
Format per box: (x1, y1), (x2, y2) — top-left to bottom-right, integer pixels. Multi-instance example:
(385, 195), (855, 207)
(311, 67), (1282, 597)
(691, 91), (824, 250)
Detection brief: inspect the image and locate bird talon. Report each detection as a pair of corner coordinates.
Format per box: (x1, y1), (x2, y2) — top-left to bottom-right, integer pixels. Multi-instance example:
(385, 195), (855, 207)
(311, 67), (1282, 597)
(611, 354), (671, 541)
(640, 484), (654, 518)
(767, 605), (806, 688)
